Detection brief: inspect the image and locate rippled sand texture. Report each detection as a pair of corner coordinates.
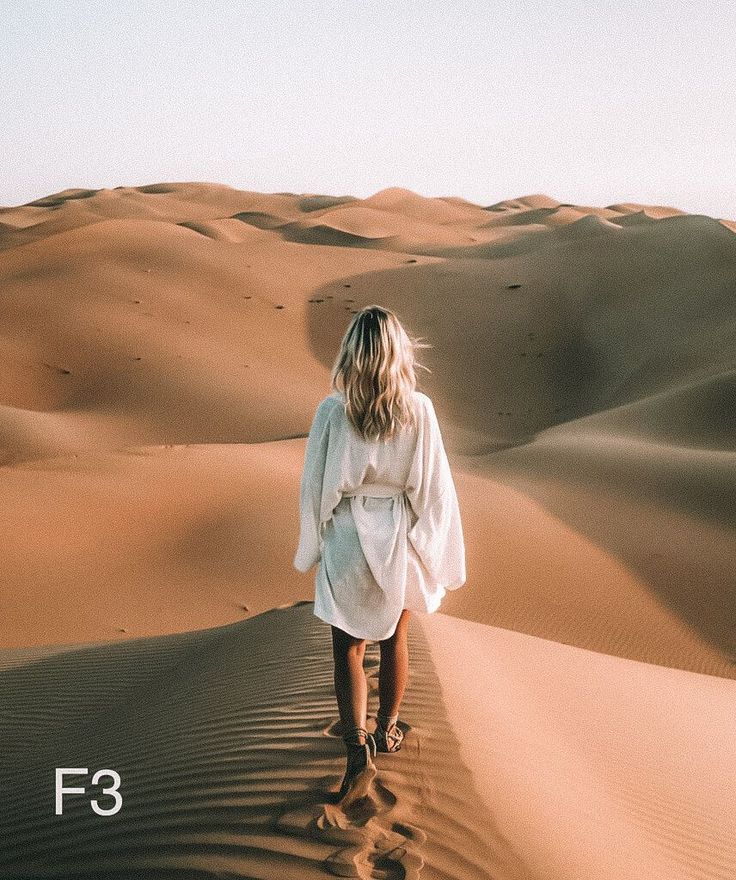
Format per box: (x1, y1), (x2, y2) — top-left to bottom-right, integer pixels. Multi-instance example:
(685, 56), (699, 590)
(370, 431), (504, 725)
(0, 603), (517, 879)
(1, 603), (734, 879)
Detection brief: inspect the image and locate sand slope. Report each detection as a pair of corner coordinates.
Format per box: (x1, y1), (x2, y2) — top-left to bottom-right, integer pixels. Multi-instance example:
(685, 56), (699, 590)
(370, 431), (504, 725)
(0, 603), (733, 879)
(1, 182), (735, 878)
(0, 604), (508, 880)
(425, 610), (736, 880)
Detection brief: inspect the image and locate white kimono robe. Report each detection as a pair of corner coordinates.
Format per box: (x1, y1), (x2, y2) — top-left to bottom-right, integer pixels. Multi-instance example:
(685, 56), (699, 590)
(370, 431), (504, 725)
(293, 389), (466, 640)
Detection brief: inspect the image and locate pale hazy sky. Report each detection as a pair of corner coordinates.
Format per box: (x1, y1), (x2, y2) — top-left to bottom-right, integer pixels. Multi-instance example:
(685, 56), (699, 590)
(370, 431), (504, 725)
(3, 0), (735, 217)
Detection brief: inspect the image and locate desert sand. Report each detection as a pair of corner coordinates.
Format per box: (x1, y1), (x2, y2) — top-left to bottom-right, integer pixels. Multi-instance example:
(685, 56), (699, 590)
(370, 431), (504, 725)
(0, 183), (734, 878)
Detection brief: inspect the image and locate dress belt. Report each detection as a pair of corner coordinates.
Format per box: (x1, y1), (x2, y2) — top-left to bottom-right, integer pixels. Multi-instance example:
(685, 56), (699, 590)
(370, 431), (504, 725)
(342, 483), (405, 498)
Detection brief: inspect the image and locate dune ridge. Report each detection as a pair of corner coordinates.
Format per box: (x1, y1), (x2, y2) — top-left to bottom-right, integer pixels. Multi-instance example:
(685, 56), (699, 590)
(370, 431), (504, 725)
(1, 603), (733, 879)
(0, 603), (513, 880)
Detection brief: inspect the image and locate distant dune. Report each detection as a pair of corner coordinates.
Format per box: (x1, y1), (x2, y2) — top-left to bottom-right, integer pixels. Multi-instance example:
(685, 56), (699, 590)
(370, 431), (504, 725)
(0, 183), (734, 878)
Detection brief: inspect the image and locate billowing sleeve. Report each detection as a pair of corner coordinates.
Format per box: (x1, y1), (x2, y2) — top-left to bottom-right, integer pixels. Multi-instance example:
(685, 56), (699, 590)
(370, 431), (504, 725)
(293, 399), (333, 573)
(405, 396), (466, 590)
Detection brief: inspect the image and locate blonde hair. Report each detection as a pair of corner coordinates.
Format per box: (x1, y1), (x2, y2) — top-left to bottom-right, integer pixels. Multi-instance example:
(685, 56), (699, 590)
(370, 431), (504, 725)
(331, 305), (431, 442)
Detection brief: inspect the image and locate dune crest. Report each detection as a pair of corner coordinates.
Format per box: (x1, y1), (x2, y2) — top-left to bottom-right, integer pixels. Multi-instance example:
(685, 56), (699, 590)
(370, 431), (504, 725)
(0, 604), (510, 879)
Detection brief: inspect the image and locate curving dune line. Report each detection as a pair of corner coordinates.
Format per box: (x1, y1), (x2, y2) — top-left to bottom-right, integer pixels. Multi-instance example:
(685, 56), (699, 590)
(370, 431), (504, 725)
(0, 603), (508, 880)
(2, 602), (735, 879)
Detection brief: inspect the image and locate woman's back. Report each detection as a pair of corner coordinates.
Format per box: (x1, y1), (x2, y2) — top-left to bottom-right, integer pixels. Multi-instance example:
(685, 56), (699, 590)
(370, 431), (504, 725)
(322, 388), (429, 498)
(294, 382), (464, 642)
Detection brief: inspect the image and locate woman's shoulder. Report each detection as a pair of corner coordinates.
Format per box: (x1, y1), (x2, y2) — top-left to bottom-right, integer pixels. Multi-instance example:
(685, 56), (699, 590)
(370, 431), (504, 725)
(411, 389), (435, 414)
(324, 390), (345, 408)
(308, 392), (343, 429)
(311, 389), (341, 404)
(316, 391), (345, 419)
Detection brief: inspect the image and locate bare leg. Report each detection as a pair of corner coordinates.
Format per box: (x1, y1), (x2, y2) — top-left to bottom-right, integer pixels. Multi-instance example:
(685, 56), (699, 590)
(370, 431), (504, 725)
(378, 609), (411, 718)
(331, 625), (368, 739)
(330, 625), (376, 801)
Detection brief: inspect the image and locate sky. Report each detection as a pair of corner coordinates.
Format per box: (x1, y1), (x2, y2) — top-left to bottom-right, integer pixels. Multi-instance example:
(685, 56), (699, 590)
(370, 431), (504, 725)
(2, 0), (735, 218)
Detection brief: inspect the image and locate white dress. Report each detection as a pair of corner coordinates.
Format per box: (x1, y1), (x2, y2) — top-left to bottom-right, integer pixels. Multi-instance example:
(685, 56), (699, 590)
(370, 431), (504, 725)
(293, 389), (466, 640)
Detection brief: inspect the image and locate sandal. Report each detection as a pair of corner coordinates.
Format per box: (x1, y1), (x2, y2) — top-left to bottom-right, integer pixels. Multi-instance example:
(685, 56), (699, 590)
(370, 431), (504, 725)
(374, 717), (404, 753)
(336, 726), (377, 803)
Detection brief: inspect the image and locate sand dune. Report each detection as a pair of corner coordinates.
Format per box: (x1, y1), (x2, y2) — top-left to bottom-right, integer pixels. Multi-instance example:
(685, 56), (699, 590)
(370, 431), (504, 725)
(0, 605), (501, 879)
(1, 180), (733, 663)
(1, 603), (733, 879)
(1, 181), (735, 878)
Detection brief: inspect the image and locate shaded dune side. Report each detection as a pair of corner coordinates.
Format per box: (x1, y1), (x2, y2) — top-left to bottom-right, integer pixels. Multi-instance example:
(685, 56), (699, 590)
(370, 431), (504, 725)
(0, 603), (514, 880)
(279, 222), (401, 250)
(469, 368), (736, 668)
(488, 369), (736, 529)
(553, 367), (736, 451)
(444, 468), (736, 679)
(304, 213), (736, 454)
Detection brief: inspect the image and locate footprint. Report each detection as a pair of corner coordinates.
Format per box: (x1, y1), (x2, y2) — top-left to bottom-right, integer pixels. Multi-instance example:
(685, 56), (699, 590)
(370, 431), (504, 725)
(277, 736), (426, 880)
(321, 805), (425, 878)
(42, 362), (72, 375)
(324, 841), (371, 877)
(370, 776), (398, 810)
(391, 821), (428, 845)
(373, 828), (426, 878)
(371, 849), (424, 880)
(320, 803), (377, 836)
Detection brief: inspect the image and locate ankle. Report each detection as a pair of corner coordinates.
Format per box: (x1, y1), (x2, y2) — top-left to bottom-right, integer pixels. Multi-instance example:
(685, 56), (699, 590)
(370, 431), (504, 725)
(376, 710), (399, 729)
(343, 725), (367, 746)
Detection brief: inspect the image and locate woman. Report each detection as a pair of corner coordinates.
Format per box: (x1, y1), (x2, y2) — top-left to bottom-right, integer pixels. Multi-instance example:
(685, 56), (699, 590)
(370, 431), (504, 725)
(293, 304), (466, 803)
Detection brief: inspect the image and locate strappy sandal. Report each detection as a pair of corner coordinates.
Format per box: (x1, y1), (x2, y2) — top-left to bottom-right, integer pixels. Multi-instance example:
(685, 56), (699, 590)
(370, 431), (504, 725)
(374, 718), (404, 753)
(336, 725), (377, 803)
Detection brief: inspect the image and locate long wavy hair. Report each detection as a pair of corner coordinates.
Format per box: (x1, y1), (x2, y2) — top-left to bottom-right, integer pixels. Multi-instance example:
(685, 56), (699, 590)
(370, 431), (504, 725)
(331, 305), (431, 442)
